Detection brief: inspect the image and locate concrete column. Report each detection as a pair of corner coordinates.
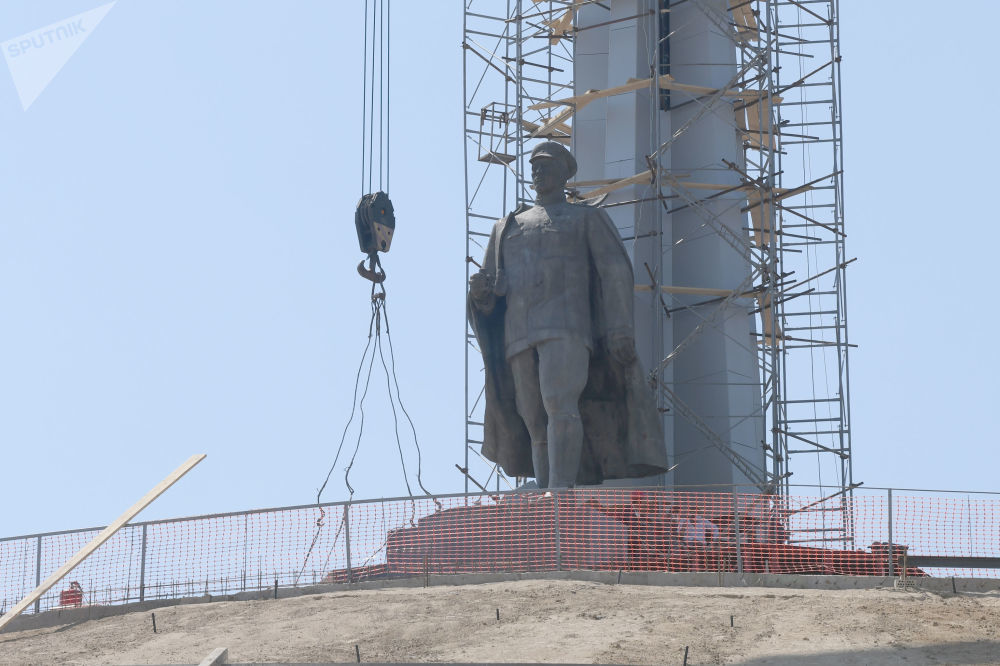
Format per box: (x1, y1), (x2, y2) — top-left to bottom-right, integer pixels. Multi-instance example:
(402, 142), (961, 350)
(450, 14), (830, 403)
(572, 0), (765, 489)
(667, 0), (764, 488)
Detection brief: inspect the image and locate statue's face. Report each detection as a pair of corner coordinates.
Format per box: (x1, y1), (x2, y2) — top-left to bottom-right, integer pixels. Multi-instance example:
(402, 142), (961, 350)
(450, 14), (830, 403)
(531, 156), (568, 197)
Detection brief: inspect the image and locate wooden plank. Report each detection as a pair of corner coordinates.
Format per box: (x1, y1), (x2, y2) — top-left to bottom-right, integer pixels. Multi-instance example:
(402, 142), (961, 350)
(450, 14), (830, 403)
(649, 285), (732, 297)
(747, 194), (776, 248)
(737, 95), (782, 150)
(572, 168), (784, 201)
(0, 454), (207, 632)
(528, 75), (768, 146)
(577, 169), (654, 200)
(531, 105), (577, 137)
(519, 119), (571, 144)
(530, 107), (577, 137)
(664, 79), (755, 99)
(544, 8), (574, 44)
(567, 176), (624, 188)
(635, 284), (755, 298)
(667, 180), (755, 192)
(756, 291), (783, 347)
(529, 74), (676, 111)
(729, 0), (759, 37)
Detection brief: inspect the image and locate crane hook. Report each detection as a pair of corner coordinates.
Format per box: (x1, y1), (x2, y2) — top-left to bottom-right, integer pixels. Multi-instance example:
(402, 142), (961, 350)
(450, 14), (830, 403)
(357, 253), (386, 283)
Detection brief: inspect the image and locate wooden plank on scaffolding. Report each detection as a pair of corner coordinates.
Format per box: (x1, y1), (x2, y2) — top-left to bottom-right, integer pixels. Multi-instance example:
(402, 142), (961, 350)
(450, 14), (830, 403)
(737, 95), (782, 150)
(635, 284), (734, 297)
(634, 284), (764, 299)
(577, 169), (654, 199)
(531, 114), (574, 137)
(529, 74), (676, 111)
(747, 193), (776, 248)
(544, 8), (574, 44)
(571, 170), (778, 201)
(663, 80), (767, 101)
(0, 454), (207, 633)
(531, 105), (578, 137)
(756, 291), (783, 347)
(529, 74), (768, 138)
(519, 119), (570, 144)
(729, 0), (759, 41)
(667, 180), (754, 192)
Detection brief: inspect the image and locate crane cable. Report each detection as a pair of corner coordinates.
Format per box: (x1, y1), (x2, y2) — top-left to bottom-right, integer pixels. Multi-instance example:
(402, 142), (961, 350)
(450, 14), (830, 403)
(295, 0), (437, 585)
(361, 0), (389, 196)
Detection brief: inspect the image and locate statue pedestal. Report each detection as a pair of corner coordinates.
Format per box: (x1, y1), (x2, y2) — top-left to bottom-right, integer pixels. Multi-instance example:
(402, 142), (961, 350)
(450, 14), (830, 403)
(384, 494), (628, 576)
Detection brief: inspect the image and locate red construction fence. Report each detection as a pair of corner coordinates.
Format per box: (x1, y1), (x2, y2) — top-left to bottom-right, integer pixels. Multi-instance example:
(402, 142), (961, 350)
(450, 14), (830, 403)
(2, 487), (999, 615)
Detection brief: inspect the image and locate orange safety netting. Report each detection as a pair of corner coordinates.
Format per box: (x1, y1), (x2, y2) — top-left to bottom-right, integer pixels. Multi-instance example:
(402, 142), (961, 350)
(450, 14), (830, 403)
(2, 489), (998, 615)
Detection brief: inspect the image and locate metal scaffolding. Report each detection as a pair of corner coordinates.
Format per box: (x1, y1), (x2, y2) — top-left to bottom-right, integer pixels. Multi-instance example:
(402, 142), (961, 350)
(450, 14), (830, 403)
(461, 0), (853, 535)
(767, 0), (854, 542)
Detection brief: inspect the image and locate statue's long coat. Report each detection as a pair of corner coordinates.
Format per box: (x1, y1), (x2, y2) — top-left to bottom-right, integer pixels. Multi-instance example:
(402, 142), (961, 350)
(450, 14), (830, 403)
(469, 203), (669, 484)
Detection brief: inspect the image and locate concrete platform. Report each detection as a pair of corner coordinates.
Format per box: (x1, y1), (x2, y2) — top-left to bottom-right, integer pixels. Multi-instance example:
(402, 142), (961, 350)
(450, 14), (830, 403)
(6, 569), (999, 635)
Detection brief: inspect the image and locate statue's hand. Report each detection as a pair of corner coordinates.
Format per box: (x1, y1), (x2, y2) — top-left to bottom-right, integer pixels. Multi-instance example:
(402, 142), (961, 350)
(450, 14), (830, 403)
(469, 271), (495, 307)
(608, 336), (637, 366)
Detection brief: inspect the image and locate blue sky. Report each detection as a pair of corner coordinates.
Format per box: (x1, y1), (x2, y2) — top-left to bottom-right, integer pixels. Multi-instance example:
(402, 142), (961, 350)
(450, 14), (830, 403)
(0, 1), (996, 538)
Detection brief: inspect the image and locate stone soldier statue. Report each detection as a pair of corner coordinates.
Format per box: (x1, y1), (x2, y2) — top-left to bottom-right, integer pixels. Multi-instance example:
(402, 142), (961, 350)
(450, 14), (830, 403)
(468, 141), (668, 488)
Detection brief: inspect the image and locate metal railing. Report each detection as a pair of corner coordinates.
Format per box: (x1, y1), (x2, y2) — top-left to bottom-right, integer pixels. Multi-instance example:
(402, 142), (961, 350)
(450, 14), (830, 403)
(3, 484), (999, 616)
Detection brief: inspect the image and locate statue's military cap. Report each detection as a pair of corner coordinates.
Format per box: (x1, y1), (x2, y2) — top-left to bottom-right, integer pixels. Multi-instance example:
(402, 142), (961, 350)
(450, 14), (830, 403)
(529, 141), (577, 179)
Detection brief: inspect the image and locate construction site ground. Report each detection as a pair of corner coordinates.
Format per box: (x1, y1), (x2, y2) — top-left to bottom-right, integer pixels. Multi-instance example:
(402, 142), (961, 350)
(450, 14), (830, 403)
(2, 574), (999, 665)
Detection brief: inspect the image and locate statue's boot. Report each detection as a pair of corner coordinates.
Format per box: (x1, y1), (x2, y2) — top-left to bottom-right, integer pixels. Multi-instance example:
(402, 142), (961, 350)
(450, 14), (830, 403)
(547, 414), (584, 488)
(531, 442), (550, 489)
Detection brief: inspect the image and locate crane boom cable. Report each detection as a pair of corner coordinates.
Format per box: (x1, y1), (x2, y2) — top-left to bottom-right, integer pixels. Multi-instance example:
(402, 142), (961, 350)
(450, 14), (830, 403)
(379, 0), (384, 191)
(361, 0), (370, 195)
(386, 0), (391, 192)
(368, 0), (378, 192)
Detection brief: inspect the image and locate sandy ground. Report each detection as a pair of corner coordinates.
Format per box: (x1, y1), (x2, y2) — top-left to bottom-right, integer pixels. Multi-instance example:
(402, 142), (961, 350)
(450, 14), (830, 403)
(1, 579), (1000, 665)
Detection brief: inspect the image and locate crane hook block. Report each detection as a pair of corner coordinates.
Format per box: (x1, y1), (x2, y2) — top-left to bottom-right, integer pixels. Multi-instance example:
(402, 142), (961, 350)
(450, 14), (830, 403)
(355, 191), (395, 255)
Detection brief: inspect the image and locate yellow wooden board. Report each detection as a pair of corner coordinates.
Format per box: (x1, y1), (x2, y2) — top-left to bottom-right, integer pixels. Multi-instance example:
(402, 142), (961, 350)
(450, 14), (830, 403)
(544, 8), (573, 43)
(0, 454), (207, 632)
(729, 0), (759, 39)
(529, 74), (676, 111)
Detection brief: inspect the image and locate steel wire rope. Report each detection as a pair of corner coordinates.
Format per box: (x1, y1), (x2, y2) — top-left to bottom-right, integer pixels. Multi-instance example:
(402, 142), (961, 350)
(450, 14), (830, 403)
(385, 0), (391, 192)
(379, 0), (384, 191)
(380, 297), (436, 502)
(296, 318), (378, 584)
(295, 294), (378, 584)
(368, 0), (377, 192)
(343, 288), (430, 532)
(361, 0), (370, 195)
(375, 320), (414, 499)
(341, 287), (384, 498)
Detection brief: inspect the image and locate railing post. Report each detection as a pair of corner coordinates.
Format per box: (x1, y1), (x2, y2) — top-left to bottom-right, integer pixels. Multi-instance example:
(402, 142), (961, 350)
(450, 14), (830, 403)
(887, 488), (894, 577)
(138, 524), (148, 603)
(733, 492), (743, 575)
(34, 536), (42, 614)
(242, 512), (249, 591)
(343, 504), (353, 583)
(553, 492), (562, 571)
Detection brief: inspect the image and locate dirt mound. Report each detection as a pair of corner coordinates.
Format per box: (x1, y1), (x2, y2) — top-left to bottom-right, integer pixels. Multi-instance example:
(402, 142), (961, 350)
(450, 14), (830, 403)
(2, 579), (999, 664)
